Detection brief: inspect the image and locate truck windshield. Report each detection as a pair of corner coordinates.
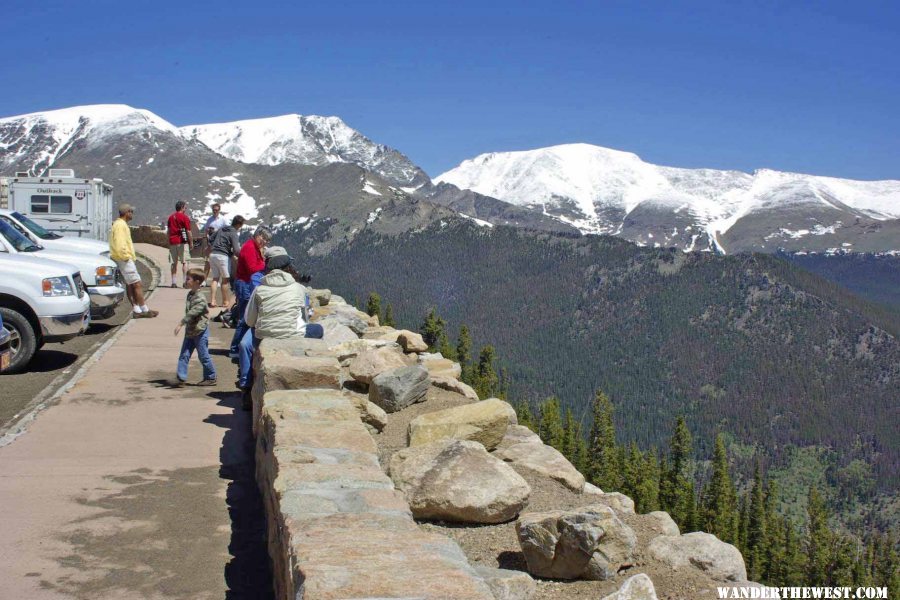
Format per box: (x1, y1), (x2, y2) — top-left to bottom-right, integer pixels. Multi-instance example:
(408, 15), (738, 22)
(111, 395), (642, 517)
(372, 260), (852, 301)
(0, 218), (42, 252)
(11, 211), (62, 240)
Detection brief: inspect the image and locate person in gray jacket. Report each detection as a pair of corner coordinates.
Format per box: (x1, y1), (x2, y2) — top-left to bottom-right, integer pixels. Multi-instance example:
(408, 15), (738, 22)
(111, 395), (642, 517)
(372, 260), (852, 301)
(208, 215), (244, 308)
(236, 246), (323, 408)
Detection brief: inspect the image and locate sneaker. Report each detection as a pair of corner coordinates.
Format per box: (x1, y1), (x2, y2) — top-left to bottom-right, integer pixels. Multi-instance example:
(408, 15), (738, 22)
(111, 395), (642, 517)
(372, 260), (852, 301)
(170, 379), (185, 388)
(133, 311), (150, 319)
(171, 282), (177, 288)
(197, 379), (217, 386)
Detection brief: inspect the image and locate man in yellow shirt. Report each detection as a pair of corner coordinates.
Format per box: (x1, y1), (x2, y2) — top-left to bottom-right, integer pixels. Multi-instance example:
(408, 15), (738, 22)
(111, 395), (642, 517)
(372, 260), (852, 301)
(110, 203), (158, 318)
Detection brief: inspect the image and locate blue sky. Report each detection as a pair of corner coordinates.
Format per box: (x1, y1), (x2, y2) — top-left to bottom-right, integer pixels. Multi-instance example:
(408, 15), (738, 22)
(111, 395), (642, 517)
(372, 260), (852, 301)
(1, 0), (897, 180)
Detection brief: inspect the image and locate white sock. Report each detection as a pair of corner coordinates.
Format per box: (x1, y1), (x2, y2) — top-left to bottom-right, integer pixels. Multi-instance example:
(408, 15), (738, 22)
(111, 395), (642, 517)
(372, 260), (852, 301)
(140, 305), (150, 312)
(132, 306), (142, 314)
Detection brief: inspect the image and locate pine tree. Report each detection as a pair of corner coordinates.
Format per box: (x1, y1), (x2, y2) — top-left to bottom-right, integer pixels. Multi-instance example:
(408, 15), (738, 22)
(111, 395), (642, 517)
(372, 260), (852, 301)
(473, 345), (499, 399)
(562, 408), (579, 464)
(587, 390), (621, 491)
(365, 292), (382, 317)
(622, 442), (643, 511)
(516, 400), (535, 432)
(538, 397), (564, 451)
(437, 332), (455, 360)
(382, 303), (396, 327)
(662, 416), (696, 530)
(456, 324), (472, 383)
(746, 463), (766, 580)
(419, 308), (446, 351)
(572, 423), (589, 474)
(805, 487), (830, 584)
(703, 433), (738, 545)
(638, 448), (661, 512)
(762, 480), (781, 583)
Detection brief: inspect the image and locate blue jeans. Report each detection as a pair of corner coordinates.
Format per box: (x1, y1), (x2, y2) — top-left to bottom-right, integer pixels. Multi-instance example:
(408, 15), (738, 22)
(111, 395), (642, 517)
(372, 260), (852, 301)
(237, 324), (325, 389)
(229, 279), (253, 355)
(177, 328), (216, 382)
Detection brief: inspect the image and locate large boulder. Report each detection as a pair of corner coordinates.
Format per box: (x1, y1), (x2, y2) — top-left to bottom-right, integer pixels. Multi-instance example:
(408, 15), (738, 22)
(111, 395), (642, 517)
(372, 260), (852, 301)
(515, 505), (636, 580)
(493, 439), (586, 492)
(593, 491), (635, 514)
(397, 330), (429, 353)
(369, 365), (430, 413)
(390, 440), (531, 524)
(495, 425), (542, 451)
(348, 346), (409, 384)
(343, 390), (389, 433)
(310, 288), (331, 306)
(320, 320), (359, 345)
(648, 532), (747, 582)
(474, 566), (536, 600)
(601, 574), (658, 600)
(645, 511), (680, 537)
(431, 376), (479, 401)
(408, 398), (517, 450)
(315, 305), (370, 334)
(362, 326), (398, 340)
(418, 353), (463, 379)
(329, 339), (402, 363)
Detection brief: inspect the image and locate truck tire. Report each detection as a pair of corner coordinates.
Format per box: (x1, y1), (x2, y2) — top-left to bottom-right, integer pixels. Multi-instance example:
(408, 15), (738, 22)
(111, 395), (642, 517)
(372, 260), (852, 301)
(0, 307), (37, 374)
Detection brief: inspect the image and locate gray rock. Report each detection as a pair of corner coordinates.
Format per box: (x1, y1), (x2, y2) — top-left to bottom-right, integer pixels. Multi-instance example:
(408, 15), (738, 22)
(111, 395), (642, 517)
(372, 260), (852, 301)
(474, 566), (536, 600)
(369, 365), (430, 413)
(648, 532), (747, 582)
(493, 441), (586, 492)
(391, 439), (531, 524)
(595, 491), (635, 514)
(516, 505), (636, 580)
(348, 346), (410, 385)
(601, 574), (658, 600)
(495, 425), (542, 452)
(320, 320), (359, 345)
(408, 398), (516, 450)
(431, 375), (480, 401)
(645, 511), (680, 537)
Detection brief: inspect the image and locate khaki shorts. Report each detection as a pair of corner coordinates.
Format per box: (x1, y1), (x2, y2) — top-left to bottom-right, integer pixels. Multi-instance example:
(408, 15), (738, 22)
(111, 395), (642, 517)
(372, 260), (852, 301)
(115, 259), (141, 285)
(209, 253), (231, 280)
(169, 244), (186, 263)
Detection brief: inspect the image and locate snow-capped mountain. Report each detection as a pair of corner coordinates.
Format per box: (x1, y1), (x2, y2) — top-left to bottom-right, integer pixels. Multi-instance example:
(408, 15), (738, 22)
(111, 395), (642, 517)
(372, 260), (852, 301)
(180, 114), (430, 189)
(436, 143), (900, 253)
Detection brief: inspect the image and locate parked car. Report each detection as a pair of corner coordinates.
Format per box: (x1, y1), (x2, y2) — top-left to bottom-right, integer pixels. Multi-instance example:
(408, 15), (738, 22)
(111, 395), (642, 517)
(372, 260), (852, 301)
(0, 313), (11, 373)
(0, 208), (109, 256)
(0, 217), (125, 320)
(0, 253), (91, 373)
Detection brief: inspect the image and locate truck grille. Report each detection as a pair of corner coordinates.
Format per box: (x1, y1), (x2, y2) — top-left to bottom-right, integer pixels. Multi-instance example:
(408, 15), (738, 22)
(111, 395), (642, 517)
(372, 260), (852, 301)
(73, 273), (85, 298)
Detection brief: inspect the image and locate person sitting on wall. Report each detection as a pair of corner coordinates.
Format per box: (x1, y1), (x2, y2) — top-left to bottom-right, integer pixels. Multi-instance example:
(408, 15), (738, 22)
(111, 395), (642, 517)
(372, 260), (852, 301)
(229, 226), (271, 358)
(236, 246), (323, 409)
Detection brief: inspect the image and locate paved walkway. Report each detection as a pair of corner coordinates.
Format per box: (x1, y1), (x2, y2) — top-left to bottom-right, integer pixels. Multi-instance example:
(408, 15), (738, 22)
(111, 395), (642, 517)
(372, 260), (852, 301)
(0, 245), (271, 599)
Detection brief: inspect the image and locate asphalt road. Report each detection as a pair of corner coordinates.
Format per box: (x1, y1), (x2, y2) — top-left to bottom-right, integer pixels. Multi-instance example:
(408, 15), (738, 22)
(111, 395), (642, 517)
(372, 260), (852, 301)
(0, 261), (152, 433)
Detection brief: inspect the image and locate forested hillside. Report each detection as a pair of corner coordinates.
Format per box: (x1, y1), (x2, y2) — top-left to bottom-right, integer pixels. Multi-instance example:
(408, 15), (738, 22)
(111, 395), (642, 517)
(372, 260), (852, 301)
(279, 220), (899, 508)
(781, 251), (900, 311)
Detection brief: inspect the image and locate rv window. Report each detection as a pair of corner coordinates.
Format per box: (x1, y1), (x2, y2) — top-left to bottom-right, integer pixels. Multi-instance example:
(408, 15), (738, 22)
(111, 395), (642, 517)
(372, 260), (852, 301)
(30, 195), (73, 214)
(31, 195), (49, 213)
(51, 196), (73, 213)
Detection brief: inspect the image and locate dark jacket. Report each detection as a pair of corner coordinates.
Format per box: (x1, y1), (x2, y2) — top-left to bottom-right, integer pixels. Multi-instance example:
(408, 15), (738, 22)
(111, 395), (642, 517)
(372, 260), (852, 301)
(210, 226), (240, 258)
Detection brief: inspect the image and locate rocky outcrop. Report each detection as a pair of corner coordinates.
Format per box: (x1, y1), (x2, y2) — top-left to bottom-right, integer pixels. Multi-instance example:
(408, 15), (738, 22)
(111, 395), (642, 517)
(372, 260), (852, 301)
(593, 491), (636, 514)
(418, 353), (463, 378)
(369, 365), (431, 413)
(408, 398), (517, 450)
(329, 338), (402, 363)
(493, 433), (586, 492)
(516, 505), (637, 580)
(601, 574), (659, 600)
(648, 532), (747, 582)
(319, 320), (358, 345)
(430, 375), (480, 400)
(343, 389), (389, 433)
(310, 288), (331, 306)
(645, 511), (680, 537)
(474, 566), (536, 600)
(397, 330), (429, 352)
(390, 439), (531, 524)
(348, 346), (410, 384)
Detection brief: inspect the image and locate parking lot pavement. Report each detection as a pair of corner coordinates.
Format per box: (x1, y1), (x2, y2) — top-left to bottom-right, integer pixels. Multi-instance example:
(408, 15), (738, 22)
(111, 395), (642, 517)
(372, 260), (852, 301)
(0, 261), (152, 433)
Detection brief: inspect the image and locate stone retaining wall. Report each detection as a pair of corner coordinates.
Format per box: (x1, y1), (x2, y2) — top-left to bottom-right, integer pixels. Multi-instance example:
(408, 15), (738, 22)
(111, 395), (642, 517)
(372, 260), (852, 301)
(252, 331), (495, 598)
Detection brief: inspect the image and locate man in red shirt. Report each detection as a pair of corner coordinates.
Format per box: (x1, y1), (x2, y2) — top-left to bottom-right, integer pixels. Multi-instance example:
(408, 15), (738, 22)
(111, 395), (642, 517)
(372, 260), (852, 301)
(229, 226), (272, 357)
(166, 201), (194, 287)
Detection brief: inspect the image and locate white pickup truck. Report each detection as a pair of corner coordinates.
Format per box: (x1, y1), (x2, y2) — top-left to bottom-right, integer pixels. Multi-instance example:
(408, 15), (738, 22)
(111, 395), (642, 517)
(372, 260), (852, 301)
(0, 253), (91, 373)
(0, 209), (108, 257)
(0, 215), (125, 319)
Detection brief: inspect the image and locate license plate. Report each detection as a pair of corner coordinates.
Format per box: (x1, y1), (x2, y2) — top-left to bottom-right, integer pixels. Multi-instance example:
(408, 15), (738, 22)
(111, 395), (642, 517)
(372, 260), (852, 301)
(0, 350), (9, 372)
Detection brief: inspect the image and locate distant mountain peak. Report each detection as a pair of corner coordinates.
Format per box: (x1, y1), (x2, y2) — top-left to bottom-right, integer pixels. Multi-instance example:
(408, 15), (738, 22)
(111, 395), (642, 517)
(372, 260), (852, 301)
(436, 143), (900, 253)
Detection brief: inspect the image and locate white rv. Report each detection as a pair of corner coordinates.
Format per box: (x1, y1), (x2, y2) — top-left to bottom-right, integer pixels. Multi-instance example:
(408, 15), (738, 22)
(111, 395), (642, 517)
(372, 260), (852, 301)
(0, 169), (113, 241)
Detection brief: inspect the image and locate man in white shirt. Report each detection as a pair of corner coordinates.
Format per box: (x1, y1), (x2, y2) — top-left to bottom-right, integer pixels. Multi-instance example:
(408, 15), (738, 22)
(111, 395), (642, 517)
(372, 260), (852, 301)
(202, 203), (228, 280)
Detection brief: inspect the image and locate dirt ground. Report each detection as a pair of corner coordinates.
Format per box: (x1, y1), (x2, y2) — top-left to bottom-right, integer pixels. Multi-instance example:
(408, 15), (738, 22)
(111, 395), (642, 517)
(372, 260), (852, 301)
(372, 390), (726, 600)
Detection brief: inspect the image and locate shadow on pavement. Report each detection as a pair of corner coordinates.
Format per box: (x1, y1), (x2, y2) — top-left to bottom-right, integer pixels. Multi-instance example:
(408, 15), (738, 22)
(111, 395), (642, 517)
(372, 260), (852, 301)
(204, 390), (274, 600)
(22, 349), (79, 372)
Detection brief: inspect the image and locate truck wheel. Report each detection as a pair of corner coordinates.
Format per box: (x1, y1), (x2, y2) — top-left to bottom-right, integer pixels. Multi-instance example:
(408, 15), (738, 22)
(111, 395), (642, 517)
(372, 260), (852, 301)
(0, 307), (37, 374)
